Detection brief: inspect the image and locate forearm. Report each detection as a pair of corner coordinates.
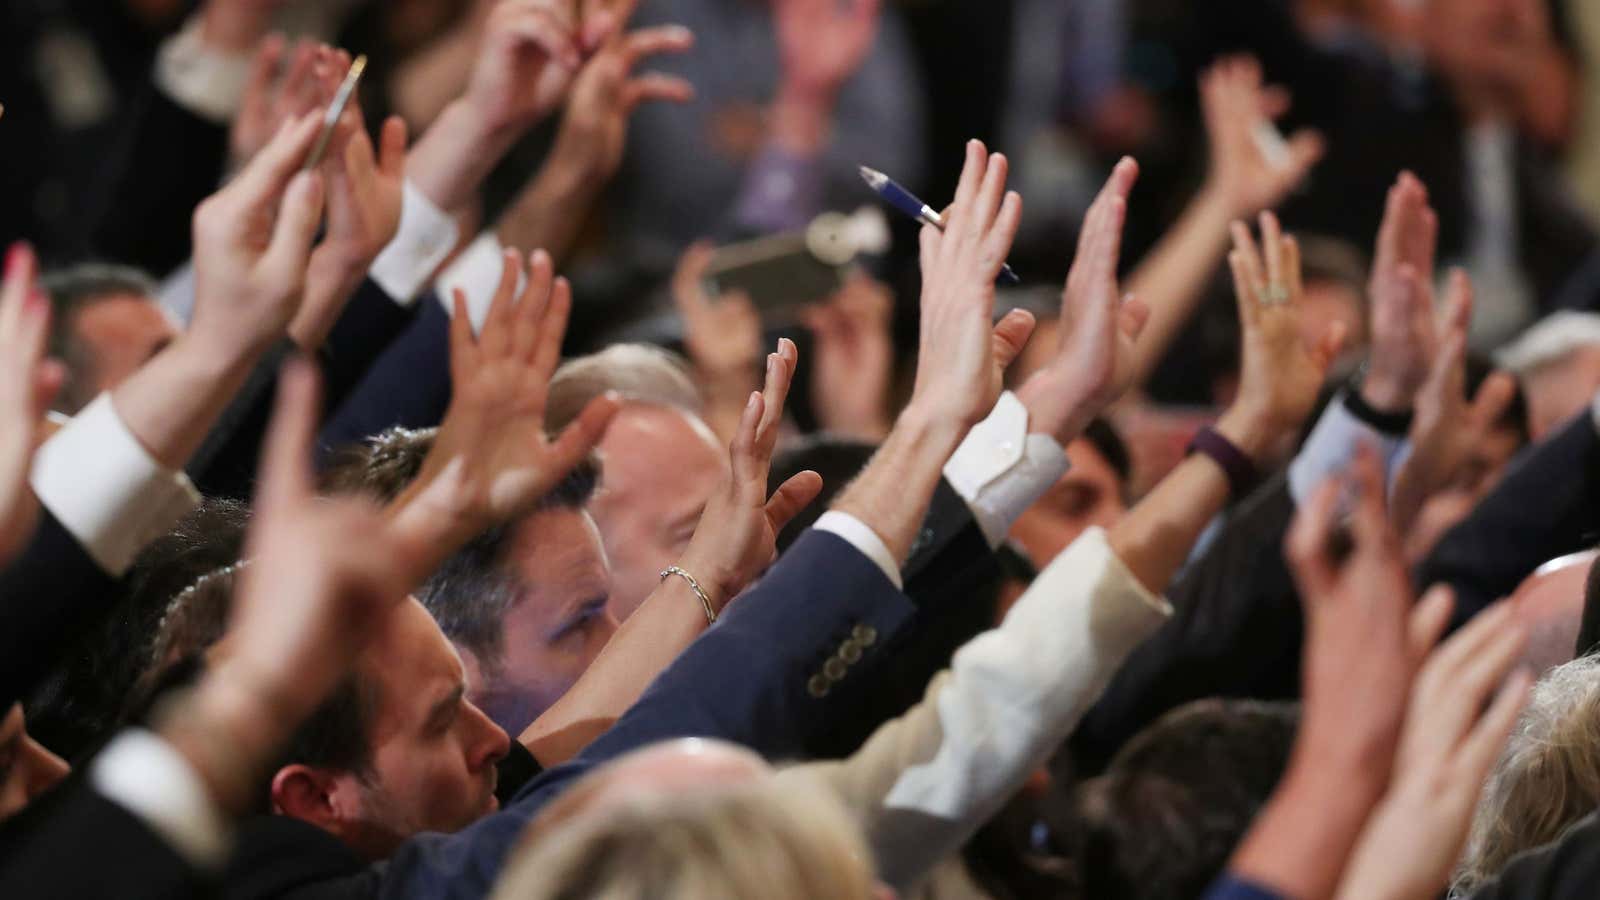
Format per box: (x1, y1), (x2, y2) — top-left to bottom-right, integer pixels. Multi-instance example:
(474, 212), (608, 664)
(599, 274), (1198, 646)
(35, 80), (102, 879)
(1126, 187), (1234, 386)
(1109, 408), (1272, 595)
(832, 405), (966, 564)
(519, 578), (709, 766)
(1228, 753), (1388, 900)
(407, 100), (521, 215)
(494, 155), (601, 265)
(110, 333), (263, 470)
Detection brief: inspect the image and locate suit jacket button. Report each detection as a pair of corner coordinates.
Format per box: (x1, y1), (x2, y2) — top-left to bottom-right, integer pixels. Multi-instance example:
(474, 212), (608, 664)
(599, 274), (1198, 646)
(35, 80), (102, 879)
(807, 675), (830, 698)
(838, 639), (863, 664)
(852, 624), (878, 647)
(824, 657), (849, 681)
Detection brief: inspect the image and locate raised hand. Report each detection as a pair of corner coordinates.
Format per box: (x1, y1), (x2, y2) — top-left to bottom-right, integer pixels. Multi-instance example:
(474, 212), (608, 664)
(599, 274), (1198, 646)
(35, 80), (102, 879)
(1199, 55), (1323, 220)
(0, 245), (64, 566)
(1218, 211), (1345, 458)
(1362, 173), (1441, 413)
(1389, 272), (1518, 534)
(670, 241), (763, 444)
(1333, 596), (1532, 900)
(391, 249), (620, 542)
(802, 273), (895, 442)
(551, 23), (694, 180)
(466, 0), (586, 138)
(230, 39), (338, 172)
(910, 140), (1033, 431)
(675, 338), (824, 612)
(191, 109), (327, 361)
(1016, 158), (1150, 444)
(293, 92), (409, 349)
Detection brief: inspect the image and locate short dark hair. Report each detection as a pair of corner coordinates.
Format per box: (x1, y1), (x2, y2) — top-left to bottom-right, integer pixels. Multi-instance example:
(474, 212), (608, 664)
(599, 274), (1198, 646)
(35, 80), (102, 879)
(25, 498), (249, 761)
(768, 436), (877, 553)
(323, 426), (601, 671)
(40, 262), (160, 414)
(1072, 699), (1300, 900)
(1082, 417), (1132, 492)
(134, 564), (380, 808)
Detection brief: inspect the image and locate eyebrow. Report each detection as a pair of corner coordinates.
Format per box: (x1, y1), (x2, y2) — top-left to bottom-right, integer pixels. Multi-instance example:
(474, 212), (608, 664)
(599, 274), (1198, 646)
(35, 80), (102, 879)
(424, 683), (466, 732)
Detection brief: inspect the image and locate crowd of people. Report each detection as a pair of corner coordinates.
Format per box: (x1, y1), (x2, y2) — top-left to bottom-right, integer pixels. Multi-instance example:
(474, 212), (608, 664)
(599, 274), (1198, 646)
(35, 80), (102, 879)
(4, 0), (1600, 898)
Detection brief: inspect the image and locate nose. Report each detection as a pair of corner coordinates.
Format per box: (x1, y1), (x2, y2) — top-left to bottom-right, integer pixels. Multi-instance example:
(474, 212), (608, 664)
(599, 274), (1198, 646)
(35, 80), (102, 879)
(465, 700), (511, 770)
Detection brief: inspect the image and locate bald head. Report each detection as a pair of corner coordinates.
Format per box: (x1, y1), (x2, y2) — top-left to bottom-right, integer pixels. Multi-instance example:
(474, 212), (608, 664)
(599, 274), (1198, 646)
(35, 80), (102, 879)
(1511, 551), (1598, 676)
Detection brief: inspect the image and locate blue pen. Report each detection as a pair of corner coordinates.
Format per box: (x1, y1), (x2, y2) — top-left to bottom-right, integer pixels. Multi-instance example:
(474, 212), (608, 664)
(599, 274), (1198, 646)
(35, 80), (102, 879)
(859, 165), (1020, 284)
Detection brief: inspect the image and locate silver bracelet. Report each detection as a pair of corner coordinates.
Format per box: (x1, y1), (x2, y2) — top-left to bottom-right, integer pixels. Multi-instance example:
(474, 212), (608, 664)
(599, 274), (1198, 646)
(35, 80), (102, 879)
(660, 565), (718, 625)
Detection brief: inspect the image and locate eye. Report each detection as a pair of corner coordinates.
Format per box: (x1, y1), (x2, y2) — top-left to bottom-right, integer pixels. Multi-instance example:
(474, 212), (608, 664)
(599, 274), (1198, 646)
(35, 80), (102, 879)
(552, 599), (608, 643)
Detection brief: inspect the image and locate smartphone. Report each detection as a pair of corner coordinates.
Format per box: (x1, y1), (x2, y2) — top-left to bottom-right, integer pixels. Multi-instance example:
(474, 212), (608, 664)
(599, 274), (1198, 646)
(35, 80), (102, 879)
(703, 233), (846, 316)
(305, 55), (367, 170)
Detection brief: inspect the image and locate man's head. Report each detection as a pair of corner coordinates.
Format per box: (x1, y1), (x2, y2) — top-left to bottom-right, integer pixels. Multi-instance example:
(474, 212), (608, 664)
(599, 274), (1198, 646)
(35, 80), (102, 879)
(1009, 418), (1131, 567)
(326, 428), (618, 736)
(1508, 551), (1597, 676)
(42, 264), (175, 414)
(0, 703), (69, 822)
(145, 576), (512, 859)
(493, 739), (884, 900)
(549, 345), (726, 621)
(1073, 699), (1300, 900)
(1456, 654), (1600, 895)
(1297, 235), (1369, 356)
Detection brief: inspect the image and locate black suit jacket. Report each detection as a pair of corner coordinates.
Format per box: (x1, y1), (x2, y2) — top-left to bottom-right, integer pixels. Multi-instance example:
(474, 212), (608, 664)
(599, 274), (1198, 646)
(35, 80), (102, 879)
(1067, 475), (1301, 775)
(1419, 408), (1600, 633)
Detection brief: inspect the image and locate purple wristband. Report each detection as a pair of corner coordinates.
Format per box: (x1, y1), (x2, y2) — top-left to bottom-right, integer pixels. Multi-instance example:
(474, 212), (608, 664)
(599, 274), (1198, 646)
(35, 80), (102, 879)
(1187, 425), (1263, 501)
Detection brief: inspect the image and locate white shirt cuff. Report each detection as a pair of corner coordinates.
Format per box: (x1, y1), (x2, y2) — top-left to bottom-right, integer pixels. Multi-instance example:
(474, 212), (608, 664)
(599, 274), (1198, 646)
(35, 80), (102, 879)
(1287, 391), (1409, 504)
(436, 232), (516, 334)
(30, 393), (201, 575)
(91, 729), (233, 870)
(815, 511), (903, 591)
(154, 17), (253, 125)
(367, 182), (461, 306)
(943, 392), (1071, 547)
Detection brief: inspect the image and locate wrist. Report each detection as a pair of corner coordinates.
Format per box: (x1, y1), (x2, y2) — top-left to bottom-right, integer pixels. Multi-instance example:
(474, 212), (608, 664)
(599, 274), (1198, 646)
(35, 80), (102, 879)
(1213, 406), (1280, 463)
(672, 546), (735, 613)
(896, 399), (972, 459)
(1357, 374), (1413, 416)
(1016, 369), (1097, 445)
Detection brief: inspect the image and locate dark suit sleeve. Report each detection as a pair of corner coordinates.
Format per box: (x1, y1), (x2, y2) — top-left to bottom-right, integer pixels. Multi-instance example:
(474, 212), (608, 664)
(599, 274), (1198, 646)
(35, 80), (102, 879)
(1068, 476), (1302, 775)
(1465, 809), (1600, 900)
(1418, 409), (1600, 632)
(0, 779), (208, 899)
(0, 511), (120, 710)
(803, 480), (1000, 759)
(318, 295), (454, 463)
(86, 82), (229, 278)
(379, 528), (918, 897)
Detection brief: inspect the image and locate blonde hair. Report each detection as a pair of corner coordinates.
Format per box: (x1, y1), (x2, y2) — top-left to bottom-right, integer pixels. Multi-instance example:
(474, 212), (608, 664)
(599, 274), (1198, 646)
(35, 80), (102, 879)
(1454, 655), (1600, 895)
(490, 781), (877, 900)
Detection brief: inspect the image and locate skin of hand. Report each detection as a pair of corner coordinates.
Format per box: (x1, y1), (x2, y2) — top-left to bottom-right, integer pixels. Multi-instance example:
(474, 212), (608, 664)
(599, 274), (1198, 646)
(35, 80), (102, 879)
(670, 241), (764, 444)
(0, 245), (65, 566)
(1362, 172), (1441, 412)
(911, 140), (1032, 434)
(292, 95), (410, 350)
(1227, 446), (1451, 900)
(1016, 158), (1152, 445)
(199, 0), (287, 53)
(1122, 55), (1320, 388)
(230, 39), (337, 173)
(1219, 211), (1346, 460)
(832, 140), (1035, 566)
(179, 360), (417, 813)
(771, 0), (880, 152)
(675, 338), (825, 608)
(1333, 593), (1532, 900)
(801, 272), (896, 442)
(386, 248), (621, 560)
(190, 111), (327, 363)
(1389, 271), (1518, 534)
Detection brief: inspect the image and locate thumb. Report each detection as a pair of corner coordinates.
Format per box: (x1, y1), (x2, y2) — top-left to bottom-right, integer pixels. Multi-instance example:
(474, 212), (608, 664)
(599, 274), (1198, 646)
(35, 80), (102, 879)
(1118, 293), (1151, 341)
(764, 470), (824, 535)
(546, 392), (621, 480)
(991, 308), (1037, 371)
(262, 170), (326, 276)
(1469, 371), (1518, 431)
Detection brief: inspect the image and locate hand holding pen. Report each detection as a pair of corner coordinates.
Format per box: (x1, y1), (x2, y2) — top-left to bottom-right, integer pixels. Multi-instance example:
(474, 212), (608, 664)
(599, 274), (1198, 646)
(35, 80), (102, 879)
(860, 161), (1021, 284)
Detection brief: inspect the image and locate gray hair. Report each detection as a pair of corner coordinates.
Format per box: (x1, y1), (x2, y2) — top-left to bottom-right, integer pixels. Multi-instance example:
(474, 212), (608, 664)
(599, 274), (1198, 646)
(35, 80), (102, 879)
(1454, 654), (1600, 895)
(547, 344), (703, 432)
